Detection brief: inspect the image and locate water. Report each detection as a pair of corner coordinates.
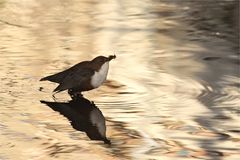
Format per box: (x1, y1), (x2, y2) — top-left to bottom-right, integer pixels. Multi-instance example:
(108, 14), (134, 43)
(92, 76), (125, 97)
(0, 0), (239, 159)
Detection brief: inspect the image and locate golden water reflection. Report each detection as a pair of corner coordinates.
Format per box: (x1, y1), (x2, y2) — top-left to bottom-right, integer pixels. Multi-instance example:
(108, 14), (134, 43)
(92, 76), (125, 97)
(0, 0), (239, 160)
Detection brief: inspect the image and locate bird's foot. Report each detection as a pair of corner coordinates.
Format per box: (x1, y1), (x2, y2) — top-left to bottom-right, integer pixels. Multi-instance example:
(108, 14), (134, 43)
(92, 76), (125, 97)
(69, 92), (83, 101)
(52, 92), (59, 102)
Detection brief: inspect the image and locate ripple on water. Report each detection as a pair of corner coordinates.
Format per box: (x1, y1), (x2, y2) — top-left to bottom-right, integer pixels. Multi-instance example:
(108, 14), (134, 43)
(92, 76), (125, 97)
(0, 0), (239, 159)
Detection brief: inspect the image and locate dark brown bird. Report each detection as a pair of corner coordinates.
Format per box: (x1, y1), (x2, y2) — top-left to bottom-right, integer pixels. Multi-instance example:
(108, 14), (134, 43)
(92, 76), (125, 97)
(40, 55), (116, 98)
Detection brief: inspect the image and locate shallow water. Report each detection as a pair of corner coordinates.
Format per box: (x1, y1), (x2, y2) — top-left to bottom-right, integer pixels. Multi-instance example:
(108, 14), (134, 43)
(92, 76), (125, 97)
(0, 0), (239, 160)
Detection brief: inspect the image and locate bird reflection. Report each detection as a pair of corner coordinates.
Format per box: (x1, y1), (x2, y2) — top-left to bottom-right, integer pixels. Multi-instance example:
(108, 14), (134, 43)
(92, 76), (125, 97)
(40, 97), (111, 144)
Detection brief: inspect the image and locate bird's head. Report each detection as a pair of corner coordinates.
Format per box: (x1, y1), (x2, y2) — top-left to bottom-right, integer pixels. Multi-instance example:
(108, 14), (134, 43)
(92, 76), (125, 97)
(91, 55), (116, 69)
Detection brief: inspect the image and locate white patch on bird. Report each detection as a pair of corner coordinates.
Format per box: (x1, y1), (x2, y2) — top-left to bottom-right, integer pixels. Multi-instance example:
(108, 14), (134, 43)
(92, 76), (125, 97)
(91, 62), (109, 88)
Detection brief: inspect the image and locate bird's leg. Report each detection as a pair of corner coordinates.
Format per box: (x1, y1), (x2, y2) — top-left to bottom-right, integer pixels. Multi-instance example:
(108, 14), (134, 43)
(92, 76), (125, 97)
(68, 89), (82, 100)
(68, 89), (75, 99)
(69, 90), (84, 100)
(52, 92), (59, 101)
(68, 89), (73, 96)
(76, 92), (83, 97)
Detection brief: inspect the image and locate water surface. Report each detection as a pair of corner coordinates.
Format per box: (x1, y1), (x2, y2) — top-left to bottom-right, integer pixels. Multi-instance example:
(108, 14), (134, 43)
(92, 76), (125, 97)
(0, 0), (239, 160)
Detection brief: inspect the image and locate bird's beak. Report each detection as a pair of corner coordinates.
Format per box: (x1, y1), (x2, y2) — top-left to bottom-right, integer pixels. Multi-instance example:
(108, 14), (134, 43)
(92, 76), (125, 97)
(107, 55), (116, 61)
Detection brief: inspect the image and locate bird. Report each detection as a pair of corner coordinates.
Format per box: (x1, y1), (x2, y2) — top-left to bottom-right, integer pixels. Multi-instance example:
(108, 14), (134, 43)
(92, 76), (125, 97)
(40, 55), (116, 98)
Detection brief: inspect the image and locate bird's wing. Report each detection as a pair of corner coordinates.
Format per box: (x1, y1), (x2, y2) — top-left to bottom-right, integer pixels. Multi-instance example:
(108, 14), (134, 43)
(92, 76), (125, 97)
(53, 68), (94, 92)
(40, 61), (90, 83)
(40, 69), (70, 83)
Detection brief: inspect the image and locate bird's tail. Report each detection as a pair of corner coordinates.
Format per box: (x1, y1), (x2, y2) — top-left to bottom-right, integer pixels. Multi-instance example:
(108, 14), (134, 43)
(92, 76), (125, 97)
(40, 76), (50, 81)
